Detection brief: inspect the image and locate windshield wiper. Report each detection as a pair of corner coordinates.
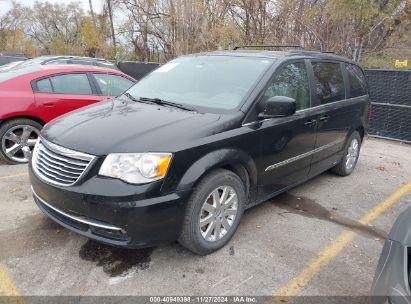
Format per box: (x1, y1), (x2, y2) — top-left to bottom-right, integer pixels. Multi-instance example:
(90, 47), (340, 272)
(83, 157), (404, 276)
(123, 93), (197, 112)
(139, 97), (197, 112)
(123, 92), (153, 105)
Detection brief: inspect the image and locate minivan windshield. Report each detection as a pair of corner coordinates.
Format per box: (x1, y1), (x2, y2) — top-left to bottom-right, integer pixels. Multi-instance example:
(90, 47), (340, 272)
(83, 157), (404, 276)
(126, 56), (274, 111)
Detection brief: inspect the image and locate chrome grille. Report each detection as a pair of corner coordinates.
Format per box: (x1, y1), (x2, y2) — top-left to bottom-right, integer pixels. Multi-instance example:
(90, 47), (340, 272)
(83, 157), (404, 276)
(32, 138), (95, 186)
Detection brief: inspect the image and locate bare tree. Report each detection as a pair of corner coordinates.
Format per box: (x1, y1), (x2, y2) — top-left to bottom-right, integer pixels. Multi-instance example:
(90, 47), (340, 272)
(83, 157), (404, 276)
(106, 0), (117, 54)
(1, 0), (409, 64)
(88, 0), (98, 30)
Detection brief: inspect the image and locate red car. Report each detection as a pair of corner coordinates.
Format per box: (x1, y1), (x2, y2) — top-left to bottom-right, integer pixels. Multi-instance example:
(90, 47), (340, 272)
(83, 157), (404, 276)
(0, 64), (136, 164)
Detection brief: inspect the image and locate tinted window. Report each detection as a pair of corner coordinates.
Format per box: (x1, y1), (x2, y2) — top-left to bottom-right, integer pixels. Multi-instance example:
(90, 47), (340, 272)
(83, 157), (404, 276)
(36, 78), (53, 93)
(94, 73), (134, 96)
(345, 64), (367, 97)
(49, 73), (92, 94)
(264, 62), (310, 111)
(312, 62), (345, 104)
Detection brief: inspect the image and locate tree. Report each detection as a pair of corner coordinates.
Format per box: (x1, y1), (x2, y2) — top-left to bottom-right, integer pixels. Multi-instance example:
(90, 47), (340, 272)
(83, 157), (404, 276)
(88, 0), (98, 29)
(81, 16), (106, 57)
(0, 1), (36, 55)
(26, 1), (85, 54)
(106, 0), (117, 55)
(0, 0), (409, 67)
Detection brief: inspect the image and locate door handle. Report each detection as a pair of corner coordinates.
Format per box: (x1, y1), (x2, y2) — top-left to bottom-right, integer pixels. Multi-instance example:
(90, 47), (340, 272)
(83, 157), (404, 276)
(319, 115), (331, 122)
(304, 119), (317, 127)
(44, 102), (54, 107)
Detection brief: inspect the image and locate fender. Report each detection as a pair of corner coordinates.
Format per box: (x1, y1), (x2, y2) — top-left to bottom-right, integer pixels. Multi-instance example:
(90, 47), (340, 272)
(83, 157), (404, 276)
(0, 111), (47, 125)
(175, 148), (258, 204)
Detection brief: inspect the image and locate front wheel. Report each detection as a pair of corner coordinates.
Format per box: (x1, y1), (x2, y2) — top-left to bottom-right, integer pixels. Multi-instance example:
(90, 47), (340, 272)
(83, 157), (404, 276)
(178, 169), (246, 255)
(331, 131), (362, 176)
(0, 119), (42, 164)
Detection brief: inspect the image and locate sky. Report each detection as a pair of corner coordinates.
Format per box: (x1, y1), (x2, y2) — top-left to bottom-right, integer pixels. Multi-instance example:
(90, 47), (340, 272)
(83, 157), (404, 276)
(1, 0), (104, 15)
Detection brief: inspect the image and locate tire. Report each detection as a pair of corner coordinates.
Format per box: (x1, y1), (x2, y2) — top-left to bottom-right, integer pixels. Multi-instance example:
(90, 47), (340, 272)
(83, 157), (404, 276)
(178, 169), (246, 255)
(331, 131), (362, 177)
(0, 118), (42, 165)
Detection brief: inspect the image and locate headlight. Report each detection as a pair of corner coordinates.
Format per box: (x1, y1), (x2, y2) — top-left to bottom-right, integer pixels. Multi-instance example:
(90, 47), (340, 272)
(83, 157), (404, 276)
(99, 153), (172, 184)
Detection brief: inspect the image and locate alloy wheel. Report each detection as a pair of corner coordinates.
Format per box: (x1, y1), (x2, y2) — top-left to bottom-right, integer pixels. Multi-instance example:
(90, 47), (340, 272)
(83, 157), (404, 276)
(1, 125), (40, 163)
(345, 138), (359, 171)
(199, 185), (238, 242)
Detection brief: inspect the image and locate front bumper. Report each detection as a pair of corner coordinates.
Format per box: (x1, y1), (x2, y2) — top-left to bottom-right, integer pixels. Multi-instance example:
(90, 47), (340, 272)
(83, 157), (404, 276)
(29, 163), (190, 248)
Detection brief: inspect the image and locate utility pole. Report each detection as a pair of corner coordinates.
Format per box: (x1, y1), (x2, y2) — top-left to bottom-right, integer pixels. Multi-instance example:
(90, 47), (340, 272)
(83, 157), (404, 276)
(106, 0), (116, 56)
(353, 36), (363, 63)
(88, 0), (97, 31)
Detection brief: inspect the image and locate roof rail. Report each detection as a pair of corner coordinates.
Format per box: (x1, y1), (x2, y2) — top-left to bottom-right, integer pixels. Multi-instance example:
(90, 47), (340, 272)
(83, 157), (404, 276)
(0, 51), (26, 57)
(233, 45), (304, 51)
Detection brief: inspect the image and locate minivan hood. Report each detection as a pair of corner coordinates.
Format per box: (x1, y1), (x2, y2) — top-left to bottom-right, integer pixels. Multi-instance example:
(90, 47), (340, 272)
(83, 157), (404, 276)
(41, 98), (223, 155)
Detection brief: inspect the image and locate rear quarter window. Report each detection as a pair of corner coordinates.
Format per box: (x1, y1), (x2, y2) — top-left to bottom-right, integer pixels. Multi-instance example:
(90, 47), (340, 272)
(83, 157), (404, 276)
(345, 64), (367, 97)
(312, 62), (345, 104)
(36, 78), (53, 93)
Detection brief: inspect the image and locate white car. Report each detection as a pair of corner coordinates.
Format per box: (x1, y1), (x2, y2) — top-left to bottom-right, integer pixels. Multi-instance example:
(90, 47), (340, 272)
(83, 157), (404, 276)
(0, 61), (25, 72)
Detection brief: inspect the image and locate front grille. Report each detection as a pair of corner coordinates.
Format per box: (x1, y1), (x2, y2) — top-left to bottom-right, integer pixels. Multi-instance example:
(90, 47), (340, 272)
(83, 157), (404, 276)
(32, 138), (95, 186)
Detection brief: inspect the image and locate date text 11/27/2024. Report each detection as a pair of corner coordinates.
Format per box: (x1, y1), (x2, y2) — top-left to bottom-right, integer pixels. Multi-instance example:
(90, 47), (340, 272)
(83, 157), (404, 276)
(149, 296), (258, 303)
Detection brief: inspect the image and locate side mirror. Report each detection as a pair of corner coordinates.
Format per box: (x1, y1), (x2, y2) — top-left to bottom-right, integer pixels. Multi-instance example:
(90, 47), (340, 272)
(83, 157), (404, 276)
(259, 96), (296, 119)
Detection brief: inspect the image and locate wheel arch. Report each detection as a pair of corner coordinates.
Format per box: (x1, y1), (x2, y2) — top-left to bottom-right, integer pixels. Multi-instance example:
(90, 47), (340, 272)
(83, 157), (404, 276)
(175, 148), (258, 203)
(220, 163), (251, 198)
(0, 115), (46, 127)
(356, 125), (365, 141)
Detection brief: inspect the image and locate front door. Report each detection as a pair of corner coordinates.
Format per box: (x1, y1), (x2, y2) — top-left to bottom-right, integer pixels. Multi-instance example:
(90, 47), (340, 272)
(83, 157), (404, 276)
(255, 61), (318, 199)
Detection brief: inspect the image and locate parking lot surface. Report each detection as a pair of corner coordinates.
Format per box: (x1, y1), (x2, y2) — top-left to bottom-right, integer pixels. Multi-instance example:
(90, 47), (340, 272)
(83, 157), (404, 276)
(0, 137), (410, 297)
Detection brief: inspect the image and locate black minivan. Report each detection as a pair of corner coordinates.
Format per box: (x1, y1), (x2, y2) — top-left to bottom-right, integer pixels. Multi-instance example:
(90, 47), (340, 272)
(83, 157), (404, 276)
(29, 50), (370, 255)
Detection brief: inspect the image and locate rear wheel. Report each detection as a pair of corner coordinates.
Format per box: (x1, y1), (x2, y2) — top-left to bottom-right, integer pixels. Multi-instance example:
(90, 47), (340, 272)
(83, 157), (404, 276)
(331, 131), (362, 176)
(178, 169), (246, 255)
(0, 119), (42, 164)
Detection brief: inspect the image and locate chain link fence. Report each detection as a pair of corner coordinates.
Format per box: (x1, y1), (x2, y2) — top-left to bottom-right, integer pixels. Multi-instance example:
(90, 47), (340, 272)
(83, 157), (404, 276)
(117, 62), (160, 80)
(365, 69), (411, 143)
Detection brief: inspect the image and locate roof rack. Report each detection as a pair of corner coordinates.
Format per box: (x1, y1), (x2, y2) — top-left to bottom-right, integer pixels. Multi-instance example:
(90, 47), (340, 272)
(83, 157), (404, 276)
(233, 45), (304, 51)
(0, 51), (26, 57)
